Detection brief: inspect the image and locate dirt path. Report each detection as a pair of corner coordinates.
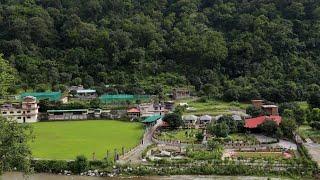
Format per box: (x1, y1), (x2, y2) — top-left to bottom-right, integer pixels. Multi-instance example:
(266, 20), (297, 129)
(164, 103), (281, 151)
(117, 120), (163, 164)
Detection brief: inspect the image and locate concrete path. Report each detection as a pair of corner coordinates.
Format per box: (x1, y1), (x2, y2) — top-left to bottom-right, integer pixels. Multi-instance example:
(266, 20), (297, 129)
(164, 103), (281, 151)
(117, 120), (163, 164)
(303, 140), (320, 167)
(253, 134), (297, 150)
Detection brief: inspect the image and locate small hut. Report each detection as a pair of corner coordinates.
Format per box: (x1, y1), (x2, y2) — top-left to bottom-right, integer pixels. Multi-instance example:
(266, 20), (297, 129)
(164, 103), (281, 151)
(183, 115), (198, 125)
(199, 115), (212, 125)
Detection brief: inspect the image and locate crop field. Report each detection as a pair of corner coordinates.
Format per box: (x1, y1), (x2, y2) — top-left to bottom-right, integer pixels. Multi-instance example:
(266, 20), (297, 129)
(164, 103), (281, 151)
(235, 152), (289, 159)
(30, 120), (144, 160)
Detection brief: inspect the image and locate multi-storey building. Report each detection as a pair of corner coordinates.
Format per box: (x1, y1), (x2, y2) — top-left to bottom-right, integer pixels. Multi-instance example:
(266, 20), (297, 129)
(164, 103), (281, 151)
(0, 96), (39, 123)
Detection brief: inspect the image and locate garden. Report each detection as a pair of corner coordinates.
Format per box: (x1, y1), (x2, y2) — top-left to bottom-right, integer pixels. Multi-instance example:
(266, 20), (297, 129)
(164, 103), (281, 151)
(155, 129), (202, 143)
(30, 120), (144, 160)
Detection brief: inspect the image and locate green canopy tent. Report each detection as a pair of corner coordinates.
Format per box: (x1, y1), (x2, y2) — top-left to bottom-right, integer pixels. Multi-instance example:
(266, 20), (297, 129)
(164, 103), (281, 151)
(20, 92), (62, 102)
(99, 94), (150, 104)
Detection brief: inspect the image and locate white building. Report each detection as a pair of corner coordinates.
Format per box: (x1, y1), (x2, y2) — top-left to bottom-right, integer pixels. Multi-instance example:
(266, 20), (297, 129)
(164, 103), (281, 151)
(75, 89), (97, 99)
(138, 103), (169, 117)
(199, 115), (212, 125)
(0, 96), (39, 123)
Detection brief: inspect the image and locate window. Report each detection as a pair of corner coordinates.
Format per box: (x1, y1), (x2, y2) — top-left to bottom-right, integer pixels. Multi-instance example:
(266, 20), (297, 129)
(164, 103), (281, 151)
(2, 112), (7, 114)
(17, 117), (21, 119)
(17, 111), (21, 113)
(27, 116), (31, 119)
(10, 111), (14, 114)
(27, 111), (30, 113)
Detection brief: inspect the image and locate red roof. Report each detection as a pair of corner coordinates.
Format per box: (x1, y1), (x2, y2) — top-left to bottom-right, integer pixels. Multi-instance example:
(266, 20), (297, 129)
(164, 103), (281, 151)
(127, 108), (140, 113)
(245, 115), (282, 129)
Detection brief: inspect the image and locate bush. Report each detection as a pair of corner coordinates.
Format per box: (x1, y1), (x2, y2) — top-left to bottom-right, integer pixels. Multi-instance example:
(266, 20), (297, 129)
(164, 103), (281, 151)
(310, 121), (320, 130)
(195, 132), (204, 142)
(246, 105), (263, 118)
(31, 160), (68, 173)
(207, 140), (222, 150)
(74, 155), (88, 174)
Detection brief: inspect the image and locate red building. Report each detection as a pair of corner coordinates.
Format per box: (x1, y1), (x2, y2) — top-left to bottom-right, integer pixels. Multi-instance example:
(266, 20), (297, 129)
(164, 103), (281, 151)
(127, 108), (141, 119)
(245, 115), (282, 129)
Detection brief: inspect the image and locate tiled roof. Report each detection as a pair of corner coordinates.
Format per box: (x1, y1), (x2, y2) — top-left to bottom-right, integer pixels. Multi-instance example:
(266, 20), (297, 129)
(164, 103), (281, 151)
(244, 115), (282, 129)
(127, 108), (140, 113)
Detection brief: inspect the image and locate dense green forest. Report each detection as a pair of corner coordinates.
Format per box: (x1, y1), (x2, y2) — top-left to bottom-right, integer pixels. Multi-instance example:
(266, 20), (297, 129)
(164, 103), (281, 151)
(0, 0), (320, 102)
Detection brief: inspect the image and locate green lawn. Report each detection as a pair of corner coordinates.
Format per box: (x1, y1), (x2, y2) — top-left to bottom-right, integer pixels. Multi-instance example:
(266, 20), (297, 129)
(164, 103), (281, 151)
(156, 129), (201, 143)
(298, 125), (320, 143)
(30, 120), (144, 160)
(176, 98), (249, 116)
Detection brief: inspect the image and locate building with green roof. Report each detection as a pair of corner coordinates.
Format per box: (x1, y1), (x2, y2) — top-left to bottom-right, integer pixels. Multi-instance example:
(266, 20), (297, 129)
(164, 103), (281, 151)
(142, 115), (163, 124)
(99, 94), (150, 104)
(20, 92), (62, 102)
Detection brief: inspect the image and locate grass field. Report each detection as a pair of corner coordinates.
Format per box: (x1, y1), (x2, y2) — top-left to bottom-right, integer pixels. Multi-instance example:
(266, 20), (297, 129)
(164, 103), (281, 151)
(30, 120), (144, 160)
(298, 125), (320, 143)
(176, 98), (249, 116)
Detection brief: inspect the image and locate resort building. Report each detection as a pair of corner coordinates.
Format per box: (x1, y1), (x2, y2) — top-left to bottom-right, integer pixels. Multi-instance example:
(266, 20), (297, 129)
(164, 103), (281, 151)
(138, 103), (169, 117)
(198, 115), (212, 125)
(164, 101), (175, 111)
(183, 115), (198, 126)
(47, 109), (88, 120)
(0, 96), (39, 123)
(142, 115), (163, 126)
(74, 89), (97, 99)
(251, 99), (279, 116)
(261, 105), (279, 116)
(172, 88), (190, 100)
(127, 108), (141, 119)
(244, 115), (282, 129)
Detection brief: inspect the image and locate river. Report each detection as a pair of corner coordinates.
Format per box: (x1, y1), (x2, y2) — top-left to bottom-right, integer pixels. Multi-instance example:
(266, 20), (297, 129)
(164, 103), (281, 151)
(1, 172), (288, 180)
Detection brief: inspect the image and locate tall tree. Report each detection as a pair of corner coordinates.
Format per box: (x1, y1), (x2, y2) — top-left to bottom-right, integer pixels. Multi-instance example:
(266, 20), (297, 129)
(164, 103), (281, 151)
(0, 117), (33, 174)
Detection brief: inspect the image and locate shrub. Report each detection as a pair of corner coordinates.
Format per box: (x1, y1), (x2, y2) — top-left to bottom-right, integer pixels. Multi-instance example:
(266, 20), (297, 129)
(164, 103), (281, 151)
(74, 155), (88, 174)
(31, 160), (68, 173)
(310, 121), (320, 130)
(195, 132), (204, 142)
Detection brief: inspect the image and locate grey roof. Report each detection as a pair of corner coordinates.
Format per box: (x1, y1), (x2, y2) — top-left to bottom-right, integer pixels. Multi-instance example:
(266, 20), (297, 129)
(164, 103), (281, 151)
(183, 115), (198, 121)
(47, 109), (88, 113)
(199, 115), (212, 121)
(214, 115), (223, 121)
(76, 89), (96, 93)
(232, 115), (242, 121)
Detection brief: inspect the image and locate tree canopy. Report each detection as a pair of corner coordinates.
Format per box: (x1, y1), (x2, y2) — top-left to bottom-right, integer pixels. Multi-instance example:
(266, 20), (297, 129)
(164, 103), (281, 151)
(0, 54), (18, 96)
(0, 117), (33, 174)
(0, 1), (319, 102)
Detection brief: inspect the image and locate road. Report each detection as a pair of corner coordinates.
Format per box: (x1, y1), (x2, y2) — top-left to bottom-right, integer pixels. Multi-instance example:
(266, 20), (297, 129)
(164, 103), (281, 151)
(117, 120), (163, 164)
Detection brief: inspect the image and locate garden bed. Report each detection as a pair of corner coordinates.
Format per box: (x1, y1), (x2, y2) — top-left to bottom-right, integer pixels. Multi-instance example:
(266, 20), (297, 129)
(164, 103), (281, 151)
(155, 129), (201, 144)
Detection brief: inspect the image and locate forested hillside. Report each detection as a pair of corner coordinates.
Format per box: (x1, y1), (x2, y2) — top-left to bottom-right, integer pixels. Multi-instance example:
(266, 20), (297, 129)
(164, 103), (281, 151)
(0, 0), (320, 102)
